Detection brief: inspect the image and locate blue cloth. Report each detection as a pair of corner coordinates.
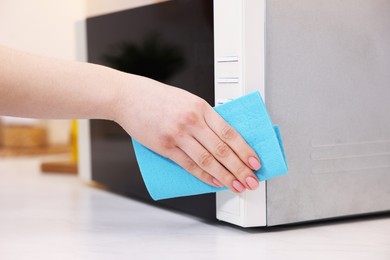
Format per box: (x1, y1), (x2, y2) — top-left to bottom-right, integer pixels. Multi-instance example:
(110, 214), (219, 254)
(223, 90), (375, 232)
(132, 91), (288, 200)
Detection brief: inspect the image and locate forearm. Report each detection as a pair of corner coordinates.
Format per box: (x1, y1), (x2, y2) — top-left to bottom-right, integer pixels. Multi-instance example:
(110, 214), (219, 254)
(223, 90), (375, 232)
(0, 46), (143, 121)
(0, 46), (262, 193)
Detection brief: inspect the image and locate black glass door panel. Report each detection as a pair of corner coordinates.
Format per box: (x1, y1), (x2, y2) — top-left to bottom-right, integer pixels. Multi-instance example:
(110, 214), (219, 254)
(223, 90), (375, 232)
(87, 0), (215, 219)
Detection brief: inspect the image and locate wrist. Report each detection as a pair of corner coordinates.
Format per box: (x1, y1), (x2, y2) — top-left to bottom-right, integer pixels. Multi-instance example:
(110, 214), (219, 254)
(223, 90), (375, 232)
(110, 73), (154, 126)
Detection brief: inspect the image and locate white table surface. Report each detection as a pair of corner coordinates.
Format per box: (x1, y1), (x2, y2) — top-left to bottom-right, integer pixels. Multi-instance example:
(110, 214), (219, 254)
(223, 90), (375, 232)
(0, 157), (389, 260)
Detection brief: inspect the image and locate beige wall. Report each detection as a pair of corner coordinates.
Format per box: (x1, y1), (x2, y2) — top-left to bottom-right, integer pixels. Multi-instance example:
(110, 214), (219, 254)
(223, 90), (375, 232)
(0, 1), (86, 59)
(0, 1), (86, 145)
(0, 0), (167, 68)
(0, 0), (167, 176)
(86, 0), (168, 17)
(0, 1), (166, 145)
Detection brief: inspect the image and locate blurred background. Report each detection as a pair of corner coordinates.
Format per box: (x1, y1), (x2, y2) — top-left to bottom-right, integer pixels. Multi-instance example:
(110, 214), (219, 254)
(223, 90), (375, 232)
(0, 0), (166, 175)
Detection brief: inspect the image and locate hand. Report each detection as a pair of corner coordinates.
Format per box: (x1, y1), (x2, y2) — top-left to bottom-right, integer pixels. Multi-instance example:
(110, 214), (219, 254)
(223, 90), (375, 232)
(114, 76), (261, 193)
(0, 46), (260, 193)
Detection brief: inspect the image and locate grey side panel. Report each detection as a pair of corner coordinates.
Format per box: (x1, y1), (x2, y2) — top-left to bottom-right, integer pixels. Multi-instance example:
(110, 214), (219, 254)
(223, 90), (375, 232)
(265, 0), (390, 225)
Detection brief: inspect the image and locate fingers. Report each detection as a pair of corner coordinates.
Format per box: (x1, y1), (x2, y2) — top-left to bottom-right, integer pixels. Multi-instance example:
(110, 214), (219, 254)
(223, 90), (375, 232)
(167, 147), (225, 189)
(203, 106), (261, 172)
(193, 125), (260, 191)
(167, 104), (262, 193)
(176, 138), (246, 193)
(153, 96), (261, 193)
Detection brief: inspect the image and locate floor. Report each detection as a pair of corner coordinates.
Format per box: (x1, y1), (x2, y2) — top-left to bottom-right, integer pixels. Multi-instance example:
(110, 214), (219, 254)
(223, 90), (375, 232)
(0, 157), (389, 260)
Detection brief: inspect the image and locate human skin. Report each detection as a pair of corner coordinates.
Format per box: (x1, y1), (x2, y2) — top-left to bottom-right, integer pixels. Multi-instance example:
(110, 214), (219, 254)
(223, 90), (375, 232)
(0, 46), (261, 193)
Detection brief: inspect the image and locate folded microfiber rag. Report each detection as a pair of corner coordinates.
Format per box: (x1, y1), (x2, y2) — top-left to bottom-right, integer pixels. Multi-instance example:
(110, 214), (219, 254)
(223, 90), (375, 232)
(132, 91), (288, 200)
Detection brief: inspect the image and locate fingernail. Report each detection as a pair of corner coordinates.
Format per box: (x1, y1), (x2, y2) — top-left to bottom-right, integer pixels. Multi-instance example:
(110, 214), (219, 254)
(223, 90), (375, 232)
(246, 176), (259, 190)
(248, 157), (261, 171)
(232, 180), (246, 192)
(212, 178), (224, 188)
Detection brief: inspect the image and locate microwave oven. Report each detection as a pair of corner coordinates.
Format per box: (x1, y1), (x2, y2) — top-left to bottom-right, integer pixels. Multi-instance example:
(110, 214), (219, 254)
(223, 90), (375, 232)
(82, 0), (390, 227)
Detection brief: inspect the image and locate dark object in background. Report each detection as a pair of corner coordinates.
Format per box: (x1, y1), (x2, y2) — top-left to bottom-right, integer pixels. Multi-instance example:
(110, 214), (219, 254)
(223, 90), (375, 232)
(103, 33), (186, 82)
(86, 0), (215, 219)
